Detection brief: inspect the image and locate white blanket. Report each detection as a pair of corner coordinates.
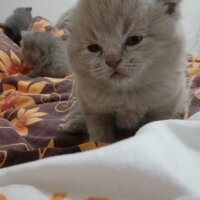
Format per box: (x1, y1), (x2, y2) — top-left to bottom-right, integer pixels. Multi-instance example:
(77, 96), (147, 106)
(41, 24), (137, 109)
(0, 113), (200, 200)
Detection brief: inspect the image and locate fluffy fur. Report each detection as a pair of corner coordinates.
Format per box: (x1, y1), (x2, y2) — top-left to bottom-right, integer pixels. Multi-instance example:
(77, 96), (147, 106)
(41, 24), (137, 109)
(22, 32), (69, 78)
(56, 8), (75, 30)
(65, 0), (186, 142)
(0, 7), (32, 45)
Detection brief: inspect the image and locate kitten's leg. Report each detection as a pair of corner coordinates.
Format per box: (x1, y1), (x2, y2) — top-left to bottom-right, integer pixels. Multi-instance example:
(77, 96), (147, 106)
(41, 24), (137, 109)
(64, 108), (116, 143)
(63, 106), (89, 141)
(85, 113), (116, 143)
(116, 111), (142, 129)
(115, 111), (144, 140)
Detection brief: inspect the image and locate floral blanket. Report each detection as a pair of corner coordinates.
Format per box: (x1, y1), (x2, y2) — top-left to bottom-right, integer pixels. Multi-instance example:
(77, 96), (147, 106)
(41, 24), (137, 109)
(185, 55), (200, 118)
(0, 18), (104, 168)
(0, 17), (199, 168)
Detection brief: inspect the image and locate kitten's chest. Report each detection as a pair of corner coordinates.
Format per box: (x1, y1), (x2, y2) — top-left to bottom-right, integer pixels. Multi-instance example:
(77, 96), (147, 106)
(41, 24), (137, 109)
(84, 90), (138, 113)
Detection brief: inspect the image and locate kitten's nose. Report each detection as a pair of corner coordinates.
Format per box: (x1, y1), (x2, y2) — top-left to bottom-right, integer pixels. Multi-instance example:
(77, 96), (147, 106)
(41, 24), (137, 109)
(105, 56), (121, 69)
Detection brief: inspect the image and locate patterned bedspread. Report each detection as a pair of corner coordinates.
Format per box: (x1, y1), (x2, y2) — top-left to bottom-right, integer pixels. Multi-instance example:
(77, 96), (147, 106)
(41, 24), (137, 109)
(0, 18), (105, 168)
(0, 17), (199, 168)
(185, 55), (200, 118)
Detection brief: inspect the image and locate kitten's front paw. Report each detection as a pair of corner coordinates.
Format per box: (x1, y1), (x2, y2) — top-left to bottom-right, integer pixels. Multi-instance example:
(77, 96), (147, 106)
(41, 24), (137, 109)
(63, 110), (89, 141)
(116, 111), (140, 130)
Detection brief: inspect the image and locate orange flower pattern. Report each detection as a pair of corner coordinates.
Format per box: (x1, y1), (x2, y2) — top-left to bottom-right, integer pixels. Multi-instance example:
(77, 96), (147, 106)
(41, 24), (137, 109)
(11, 107), (47, 136)
(0, 32), (23, 78)
(0, 80), (47, 112)
(0, 73), (98, 168)
(185, 55), (200, 118)
(0, 50), (23, 76)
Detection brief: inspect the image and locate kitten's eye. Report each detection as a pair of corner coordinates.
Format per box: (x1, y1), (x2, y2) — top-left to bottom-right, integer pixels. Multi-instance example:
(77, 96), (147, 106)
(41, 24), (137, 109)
(125, 36), (143, 46)
(87, 44), (102, 53)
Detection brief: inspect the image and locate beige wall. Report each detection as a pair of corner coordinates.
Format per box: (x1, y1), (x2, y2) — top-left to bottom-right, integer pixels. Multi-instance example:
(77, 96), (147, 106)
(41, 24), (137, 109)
(0, 0), (78, 24)
(181, 0), (200, 54)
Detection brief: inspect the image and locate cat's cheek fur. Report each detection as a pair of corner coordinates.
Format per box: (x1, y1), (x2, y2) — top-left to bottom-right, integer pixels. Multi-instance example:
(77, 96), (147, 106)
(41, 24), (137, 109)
(67, 40), (89, 76)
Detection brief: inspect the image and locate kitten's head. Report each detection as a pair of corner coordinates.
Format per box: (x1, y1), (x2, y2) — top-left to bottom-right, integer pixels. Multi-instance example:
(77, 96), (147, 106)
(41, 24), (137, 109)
(13, 7), (32, 21)
(67, 0), (183, 88)
(21, 32), (48, 65)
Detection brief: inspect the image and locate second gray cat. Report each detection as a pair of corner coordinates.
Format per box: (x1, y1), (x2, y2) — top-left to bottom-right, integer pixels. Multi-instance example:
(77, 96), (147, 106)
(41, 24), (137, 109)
(0, 7), (32, 45)
(22, 32), (70, 78)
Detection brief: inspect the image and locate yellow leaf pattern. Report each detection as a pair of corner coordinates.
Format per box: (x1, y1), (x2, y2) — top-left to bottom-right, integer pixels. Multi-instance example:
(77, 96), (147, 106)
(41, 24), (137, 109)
(39, 139), (55, 159)
(0, 49), (22, 76)
(28, 81), (48, 94)
(11, 107), (47, 136)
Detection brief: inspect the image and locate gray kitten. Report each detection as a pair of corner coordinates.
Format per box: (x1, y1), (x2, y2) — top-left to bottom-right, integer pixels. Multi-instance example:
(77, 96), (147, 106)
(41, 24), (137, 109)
(0, 7), (32, 45)
(22, 32), (69, 78)
(65, 0), (186, 143)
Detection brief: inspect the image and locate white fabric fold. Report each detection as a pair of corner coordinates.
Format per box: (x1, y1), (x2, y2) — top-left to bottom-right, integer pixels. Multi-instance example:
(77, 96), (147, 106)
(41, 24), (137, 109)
(0, 113), (200, 200)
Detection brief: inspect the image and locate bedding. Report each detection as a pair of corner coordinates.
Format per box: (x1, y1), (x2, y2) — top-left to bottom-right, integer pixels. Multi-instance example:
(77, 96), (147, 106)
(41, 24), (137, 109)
(0, 16), (200, 200)
(0, 112), (200, 200)
(185, 55), (200, 117)
(0, 17), (104, 168)
(0, 16), (199, 169)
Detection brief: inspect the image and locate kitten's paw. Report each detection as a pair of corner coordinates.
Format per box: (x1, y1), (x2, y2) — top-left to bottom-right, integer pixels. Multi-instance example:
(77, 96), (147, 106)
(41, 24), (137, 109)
(63, 110), (89, 140)
(116, 111), (140, 130)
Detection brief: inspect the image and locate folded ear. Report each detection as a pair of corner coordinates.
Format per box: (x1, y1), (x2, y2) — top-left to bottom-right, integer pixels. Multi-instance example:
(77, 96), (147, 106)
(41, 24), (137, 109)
(161, 0), (182, 15)
(26, 7), (32, 12)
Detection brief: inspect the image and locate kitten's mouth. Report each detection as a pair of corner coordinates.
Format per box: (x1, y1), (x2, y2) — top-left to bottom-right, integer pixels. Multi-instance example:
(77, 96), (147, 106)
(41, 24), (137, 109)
(109, 70), (127, 80)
